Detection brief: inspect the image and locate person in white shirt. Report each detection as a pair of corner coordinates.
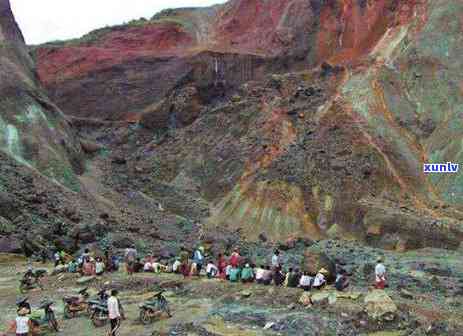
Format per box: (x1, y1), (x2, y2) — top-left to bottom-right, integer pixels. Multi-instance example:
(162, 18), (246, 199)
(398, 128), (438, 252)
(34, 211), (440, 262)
(11, 308), (31, 336)
(143, 261), (153, 272)
(271, 249), (281, 269)
(313, 269), (328, 290)
(95, 258), (105, 275)
(108, 290), (124, 336)
(375, 258), (387, 289)
(255, 265), (265, 284)
(206, 261), (219, 278)
(172, 258), (181, 273)
(298, 271), (313, 291)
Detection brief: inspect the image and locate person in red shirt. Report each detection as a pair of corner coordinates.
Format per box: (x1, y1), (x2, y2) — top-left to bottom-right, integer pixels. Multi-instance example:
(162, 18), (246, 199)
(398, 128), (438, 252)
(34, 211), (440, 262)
(217, 253), (228, 279)
(230, 248), (241, 267)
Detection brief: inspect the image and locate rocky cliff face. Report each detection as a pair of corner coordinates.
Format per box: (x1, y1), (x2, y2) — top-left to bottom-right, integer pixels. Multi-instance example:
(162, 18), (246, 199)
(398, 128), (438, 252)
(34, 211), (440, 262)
(26, 0), (463, 249)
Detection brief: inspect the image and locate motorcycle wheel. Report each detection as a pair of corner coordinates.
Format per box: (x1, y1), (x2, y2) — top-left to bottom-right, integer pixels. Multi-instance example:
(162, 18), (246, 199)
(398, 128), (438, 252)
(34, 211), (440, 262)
(139, 309), (152, 325)
(48, 313), (59, 332)
(163, 304), (172, 318)
(91, 311), (108, 327)
(63, 305), (73, 319)
(86, 305), (94, 316)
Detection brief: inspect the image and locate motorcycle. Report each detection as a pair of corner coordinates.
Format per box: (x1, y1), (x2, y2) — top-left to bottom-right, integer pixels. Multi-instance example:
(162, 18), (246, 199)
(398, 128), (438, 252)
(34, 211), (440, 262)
(90, 301), (109, 327)
(19, 269), (47, 293)
(63, 287), (90, 319)
(139, 290), (172, 325)
(87, 288), (109, 316)
(30, 300), (59, 334)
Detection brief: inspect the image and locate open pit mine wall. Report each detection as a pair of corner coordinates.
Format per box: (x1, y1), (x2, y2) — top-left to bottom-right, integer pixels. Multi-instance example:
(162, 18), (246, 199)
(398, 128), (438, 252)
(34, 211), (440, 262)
(0, 0), (83, 192)
(31, 0), (463, 248)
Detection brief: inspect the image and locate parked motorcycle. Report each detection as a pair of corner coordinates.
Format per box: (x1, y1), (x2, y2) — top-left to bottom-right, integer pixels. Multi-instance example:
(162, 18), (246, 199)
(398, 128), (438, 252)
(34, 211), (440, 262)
(30, 300), (59, 334)
(19, 269), (47, 293)
(139, 290), (172, 325)
(90, 301), (109, 327)
(63, 287), (90, 319)
(87, 288), (109, 316)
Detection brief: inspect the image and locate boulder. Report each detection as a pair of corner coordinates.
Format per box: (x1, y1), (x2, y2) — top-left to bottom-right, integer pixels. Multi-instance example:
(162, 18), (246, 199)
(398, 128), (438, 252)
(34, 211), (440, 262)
(299, 292), (312, 306)
(0, 216), (13, 234)
(311, 292), (331, 306)
(76, 276), (96, 284)
(51, 265), (68, 275)
(364, 290), (397, 320)
(80, 139), (102, 154)
(302, 249), (336, 281)
(0, 235), (22, 253)
(0, 192), (21, 220)
(240, 290), (252, 298)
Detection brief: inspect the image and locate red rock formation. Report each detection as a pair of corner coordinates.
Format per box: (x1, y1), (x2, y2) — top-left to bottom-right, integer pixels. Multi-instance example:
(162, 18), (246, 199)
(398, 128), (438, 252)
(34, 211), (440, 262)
(33, 0), (418, 121)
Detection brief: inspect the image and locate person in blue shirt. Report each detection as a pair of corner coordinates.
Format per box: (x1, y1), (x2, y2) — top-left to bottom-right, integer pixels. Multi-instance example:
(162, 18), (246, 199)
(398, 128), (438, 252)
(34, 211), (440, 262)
(193, 246), (205, 275)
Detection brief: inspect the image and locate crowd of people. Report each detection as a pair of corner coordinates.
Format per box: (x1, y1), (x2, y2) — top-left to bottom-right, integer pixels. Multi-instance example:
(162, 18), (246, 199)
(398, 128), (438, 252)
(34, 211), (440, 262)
(52, 248), (121, 277)
(51, 245), (388, 293)
(120, 246), (387, 292)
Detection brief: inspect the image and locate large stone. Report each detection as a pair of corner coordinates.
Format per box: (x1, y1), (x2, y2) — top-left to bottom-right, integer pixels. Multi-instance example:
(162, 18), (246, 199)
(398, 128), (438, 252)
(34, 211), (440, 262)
(0, 235), (22, 253)
(364, 290), (397, 320)
(76, 276), (96, 284)
(299, 292), (312, 306)
(0, 216), (14, 234)
(302, 249), (336, 281)
(311, 292), (332, 306)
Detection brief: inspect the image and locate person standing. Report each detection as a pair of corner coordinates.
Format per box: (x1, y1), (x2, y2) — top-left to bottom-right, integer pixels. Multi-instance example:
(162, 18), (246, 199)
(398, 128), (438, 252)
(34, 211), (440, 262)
(193, 246), (205, 275)
(229, 248), (241, 268)
(124, 247), (137, 275)
(10, 308), (32, 336)
(271, 249), (281, 269)
(375, 258), (387, 289)
(108, 290), (124, 336)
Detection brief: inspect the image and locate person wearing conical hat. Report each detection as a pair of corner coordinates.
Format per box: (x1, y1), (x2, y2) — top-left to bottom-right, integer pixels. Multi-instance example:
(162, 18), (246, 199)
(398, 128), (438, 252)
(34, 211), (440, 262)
(312, 268), (328, 290)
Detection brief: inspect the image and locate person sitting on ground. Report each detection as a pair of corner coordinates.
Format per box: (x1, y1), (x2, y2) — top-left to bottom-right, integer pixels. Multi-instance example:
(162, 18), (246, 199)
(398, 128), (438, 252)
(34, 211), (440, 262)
(68, 259), (78, 273)
(82, 256), (95, 276)
(95, 257), (105, 276)
(273, 266), (285, 286)
(10, 308), (32, 336)
(193, 246), (205, 275)
(217, 253), (228, 279)
(255, 265), (265, 284)
(152, 258), (162, 273)
(133, 258), (144, 273)
(224, 263), (233, 280)
(229, 248), (241, 268)
(262, 266), (273, 285)
(288, 268), (301, 288)
(374, 258), (387, 289)
(299, 271), (313, 291)
(172, 257), (182, 274)
(271, 249), (281, 270)
(335, 269), (349, 291)
(284, 267), (291, 287)
(53, 251), (61, 267)
(241, 263), (254, 283)
(143, 259), (153, 272)
(229, 265), (241, 283)
(313, 269), (328, 290)
(206, 260), (219, 278)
